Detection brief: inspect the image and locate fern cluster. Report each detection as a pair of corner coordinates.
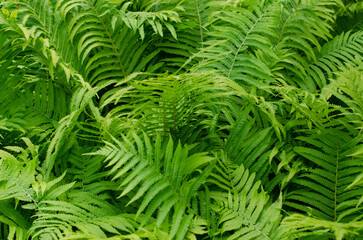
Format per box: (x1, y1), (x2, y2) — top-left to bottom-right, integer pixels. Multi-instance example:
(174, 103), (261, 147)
(0, 0), (362, 239)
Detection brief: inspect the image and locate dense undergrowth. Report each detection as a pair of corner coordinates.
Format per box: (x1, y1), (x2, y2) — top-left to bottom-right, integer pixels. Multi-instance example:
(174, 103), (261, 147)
(0, 0), (362, 239)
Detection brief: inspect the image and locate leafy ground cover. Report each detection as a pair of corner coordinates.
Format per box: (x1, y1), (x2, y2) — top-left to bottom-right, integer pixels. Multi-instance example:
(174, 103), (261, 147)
(0, 0), (362, 239)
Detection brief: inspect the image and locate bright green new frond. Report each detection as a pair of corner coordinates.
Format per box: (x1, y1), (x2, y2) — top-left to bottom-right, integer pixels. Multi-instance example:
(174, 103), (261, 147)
(282, 214), (363, 240)
(322, 58), (363, 127)
(90, 132), (215, 240)
(110, 0), (182, 40)
(271, 0), (345, 91)
(30, 192), (137, 239)
(281, 31), (363, 91)
(0, 153), (36, 202)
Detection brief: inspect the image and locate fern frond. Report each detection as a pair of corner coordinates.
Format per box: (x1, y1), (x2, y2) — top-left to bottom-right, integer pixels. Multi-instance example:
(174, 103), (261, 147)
(225, 106), (275, 184)
(30, 192), (137, 239)
(322, 58), (363, 127)
(110, 0), (182, 40)
(286, 130), (363, 224)
(100, 72), (242, 139)
(57, 0), (162, 85)
(196, 0), (279, 88)
(209, 155), (283, 239)
(268, 0), (346, 91)
(89, 132), (215, 240)
(0, 152), (36, 202)
(279, 31), (363, 91)
(282, 214), (363, 240)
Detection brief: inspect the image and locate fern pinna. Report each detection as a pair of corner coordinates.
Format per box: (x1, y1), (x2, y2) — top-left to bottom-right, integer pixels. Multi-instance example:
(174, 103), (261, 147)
(0, 0), (362, 239)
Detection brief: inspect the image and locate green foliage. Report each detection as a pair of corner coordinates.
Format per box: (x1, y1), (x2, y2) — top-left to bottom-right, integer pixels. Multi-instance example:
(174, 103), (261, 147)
(0, 0), (362, 239)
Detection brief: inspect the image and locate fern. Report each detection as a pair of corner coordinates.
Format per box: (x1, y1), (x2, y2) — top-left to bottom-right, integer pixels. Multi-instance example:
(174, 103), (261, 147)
(0, 152), (36, 202)
(284, 129), (363, 237)
(225, 106), (275, 184)
(196, 0), (279, 88)
(99, 71), (243, 140)
(56, 0), (163, 85)
(280, 31), (363, 91)
(322, 58), (363, 127)
(89, 132), (215, 240)
(0, 0), (362, 239)
(30, 192), (137, 239)
(208, 154), (283, 239)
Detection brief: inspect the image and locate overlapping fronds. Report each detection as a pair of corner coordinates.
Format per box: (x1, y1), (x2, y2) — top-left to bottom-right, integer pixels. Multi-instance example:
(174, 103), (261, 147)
(322, 58), (363, 126)
(196, 0), (279, 88)
(0, 151), (36, 202)
(270, 0), (343, 91)
(277, 30), (363, 91)
(30, 192), (137, 239)
(0, 0), (362, 239)
(284, 129), (363, 236)
(225, 107), (275, 183)
(56, 0), (165, 86)
(208, 155), (283, 239)
(99, 72), (243, 138)
(89, 132), (215, 240)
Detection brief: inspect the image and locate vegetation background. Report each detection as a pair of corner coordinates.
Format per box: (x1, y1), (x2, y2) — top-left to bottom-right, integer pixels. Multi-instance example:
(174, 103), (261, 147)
(0, 0), (362, 239)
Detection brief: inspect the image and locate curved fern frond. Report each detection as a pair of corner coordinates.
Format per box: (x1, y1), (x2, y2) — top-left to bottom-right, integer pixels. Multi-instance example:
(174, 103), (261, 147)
(57, 0), (162, 85)
(0, 152), (36, 202)
(0, 140), (75, 239)
(154, 0), (216, 72)
(271, 0), (351, 91)
(208, 155), (283, 240)
(89, 132), (215, 240)
(225, 106), (276, 184)
(30, 192), (137, 239)
(1, 0), (84, 87)
(282, 214), (363, 240)
(322, 58), (363, 126)
(278, 31), (363, 91)
(100, 72), (243, 140)
(196, 0), (279, 88)
(286, 130), (363, 223)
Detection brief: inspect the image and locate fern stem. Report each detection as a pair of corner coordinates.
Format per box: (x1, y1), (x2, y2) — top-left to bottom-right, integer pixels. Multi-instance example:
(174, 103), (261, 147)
(163, 92), (167, 137)
(227, 6), (271, 78)
(6, 172), (42, 214)
(195, 0), (204, 49)
(277, 11), (294, 46)
(87, 0), (127, 78)
(334, 144), (339, 222)
(22, 0), (73, 94)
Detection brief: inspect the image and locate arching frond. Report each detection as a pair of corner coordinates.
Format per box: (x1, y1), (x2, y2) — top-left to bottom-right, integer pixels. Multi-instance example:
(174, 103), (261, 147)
(99, 72), (243, 140)
(322, 58), (363, 126)
(208, 155), (283, 240)
(196, 0), (279, 88)
(30, 192), (137, 239)
(225, 106), (275, 184)
(286, 130), (363, 226)
(56, 0), (162, 86)
(278, 31), (363, 91)
(89, 132), (215, 240)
